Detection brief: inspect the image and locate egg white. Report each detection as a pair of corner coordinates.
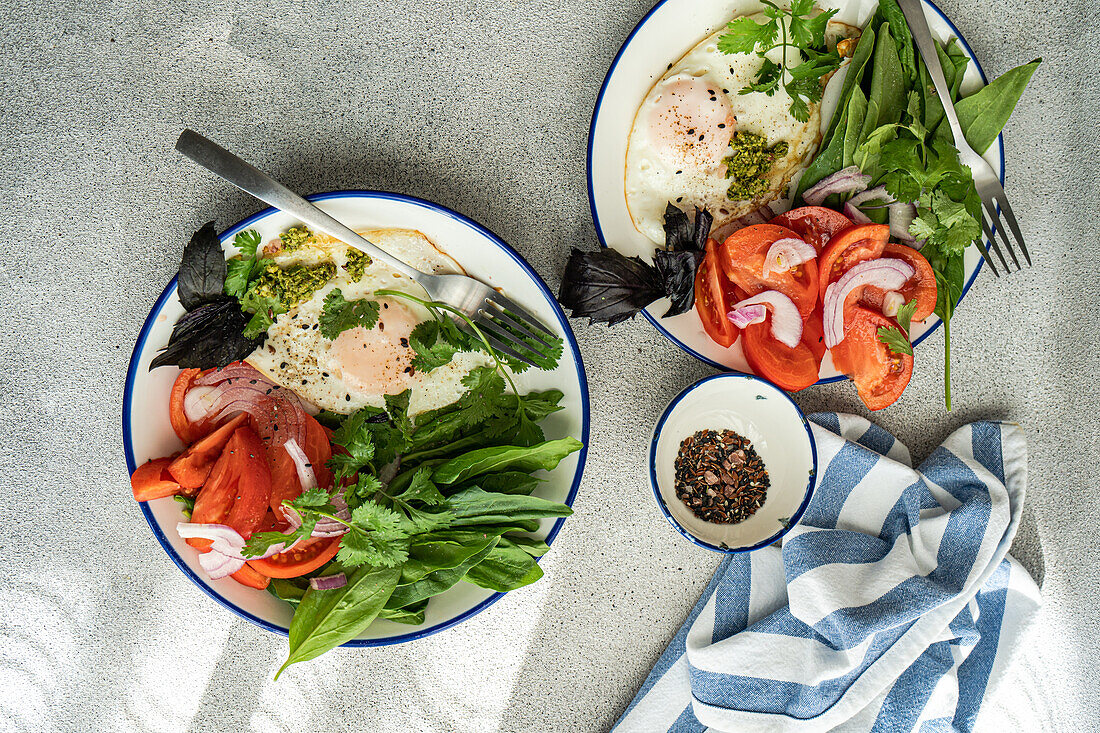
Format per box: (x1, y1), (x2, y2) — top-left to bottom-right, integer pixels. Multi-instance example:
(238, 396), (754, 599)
(625, 12), (841, 244)
(245, 228), (493, 416)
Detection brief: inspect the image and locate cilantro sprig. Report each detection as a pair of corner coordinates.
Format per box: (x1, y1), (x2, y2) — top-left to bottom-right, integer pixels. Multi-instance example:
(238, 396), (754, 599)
(877, 299), (917, 357)
(319, 288), (380, 339)
(718, 0), (840, 122)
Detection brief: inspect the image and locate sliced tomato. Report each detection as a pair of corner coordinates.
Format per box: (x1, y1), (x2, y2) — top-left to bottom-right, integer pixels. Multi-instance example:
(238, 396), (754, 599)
(831, 306), (913, 411)
(248, 537), (342, 579)
(269, 415), (333, 518)
(694, 237), (739, 348)
(720, 224), (819, 319)
(858, 243), (938, 322)
(817, 224), (890, 303)
(802, 303), (827, 363)
(741, 321), (821, 392)
(188, 424), (273, 549)
(769, 206), (853, 253)
(131, 456), (183, 502)
(230, 563), (270, 590)
(167, 412), (248, 490)
(169, 369), (205, 443)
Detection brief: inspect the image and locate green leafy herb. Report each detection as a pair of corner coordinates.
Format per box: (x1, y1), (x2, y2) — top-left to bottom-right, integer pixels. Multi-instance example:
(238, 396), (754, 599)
(223, 229), (265, 299)
(895, 299), (918, 334)
(718, 0), (840, 122)
(319, 289), (380, 340)
(432, 438), (585, 486)
(877, 325), (913, 356)
(173, 494), (195, 519)
(241, 489), (332, 559)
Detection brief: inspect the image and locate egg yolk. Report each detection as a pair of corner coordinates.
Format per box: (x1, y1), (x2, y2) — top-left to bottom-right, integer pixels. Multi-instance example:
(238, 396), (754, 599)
(646, 77), (735, 170)
(327, 298), (418, 395)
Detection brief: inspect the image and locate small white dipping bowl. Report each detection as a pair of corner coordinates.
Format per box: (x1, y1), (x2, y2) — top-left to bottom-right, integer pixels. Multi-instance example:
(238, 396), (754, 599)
(650, 373), (817, 553)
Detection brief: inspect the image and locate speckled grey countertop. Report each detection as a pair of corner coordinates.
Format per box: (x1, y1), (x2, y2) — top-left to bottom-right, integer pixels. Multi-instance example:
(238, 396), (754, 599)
(2, 0), (1097, 731)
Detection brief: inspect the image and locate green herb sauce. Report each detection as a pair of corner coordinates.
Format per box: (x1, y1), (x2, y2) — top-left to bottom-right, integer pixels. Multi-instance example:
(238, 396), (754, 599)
(345, 249), (372, 281)
(724, 133), (789, 201)
(279, 224), (315, 252)
(249, 260), (336, 309)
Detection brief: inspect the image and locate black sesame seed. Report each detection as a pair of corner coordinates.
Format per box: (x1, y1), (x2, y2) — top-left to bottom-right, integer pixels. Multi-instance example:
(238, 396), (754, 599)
(345, 394), (351, 401)
(718, 123), (726, 129)
(279, 362), (288, 369)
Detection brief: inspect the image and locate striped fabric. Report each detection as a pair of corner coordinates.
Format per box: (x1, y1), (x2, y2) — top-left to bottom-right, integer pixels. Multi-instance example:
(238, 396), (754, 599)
(614, 414), (1039, 733)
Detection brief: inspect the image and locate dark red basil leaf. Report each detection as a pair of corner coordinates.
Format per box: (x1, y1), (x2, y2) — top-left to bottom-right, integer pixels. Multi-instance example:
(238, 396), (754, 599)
(663, 204), (694, 251)
(692, 208), (713, 250)
(558, 248), (663, 326)
(150, 297), (262, 370)
(654, 249), (704, 317)
(178, 221), (227, 310)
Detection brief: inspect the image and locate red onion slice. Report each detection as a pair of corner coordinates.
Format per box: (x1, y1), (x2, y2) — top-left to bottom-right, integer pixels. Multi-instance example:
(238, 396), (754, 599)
(730, 291), (803, 348)
(183, 385), (220, 423)
(823, 258), (915, 347)
(309, 573), (348, 591)
(176, 521), (299, 563)
(761, 237), (816, 278)
(193, 363), (269, 387)
(283, 438), (318, 491)
(199, 550), (245, 579)
(727, 304), (767, 329)
(843, 202), (873, 224)
(802, 166), (872, 206)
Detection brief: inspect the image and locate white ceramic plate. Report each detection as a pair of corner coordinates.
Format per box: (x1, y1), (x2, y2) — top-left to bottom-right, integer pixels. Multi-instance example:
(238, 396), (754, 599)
(123, 191), (590, 645)
(588, 0), (1004, 380)
(650, 373), (816, 552)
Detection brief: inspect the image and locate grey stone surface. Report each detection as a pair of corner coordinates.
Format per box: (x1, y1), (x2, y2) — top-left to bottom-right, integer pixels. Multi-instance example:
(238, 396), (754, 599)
(1, 0), (1096, 730)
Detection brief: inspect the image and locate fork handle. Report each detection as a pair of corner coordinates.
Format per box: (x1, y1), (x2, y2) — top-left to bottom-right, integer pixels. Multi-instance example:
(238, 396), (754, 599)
(175, 129), (421, 279)
(896, 0), (968, 149)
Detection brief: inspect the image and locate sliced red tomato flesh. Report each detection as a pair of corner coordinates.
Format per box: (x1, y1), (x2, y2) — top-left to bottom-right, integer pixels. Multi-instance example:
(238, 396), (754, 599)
(720, 224), (819, 319)
(231, 563), (271, 590)
(769, 206), (853, 253)
(248, 537), (342, 579)
(168, 412), (249, 490)
(802, 303), (827, 363)
(131, 456), (183, 502)
(269, 414), (333, 518)
(188, 424), (273, 549)
(694, 237), (739, 348)
(741, 321), (821, 392)
(858, 242), (938, 322)
(831, 306), (914, 411)
(817, 223), (890, 304)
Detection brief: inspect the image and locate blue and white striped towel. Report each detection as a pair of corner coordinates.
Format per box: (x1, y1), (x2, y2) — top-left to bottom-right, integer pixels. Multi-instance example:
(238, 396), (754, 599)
(614, 413), (1040, 733)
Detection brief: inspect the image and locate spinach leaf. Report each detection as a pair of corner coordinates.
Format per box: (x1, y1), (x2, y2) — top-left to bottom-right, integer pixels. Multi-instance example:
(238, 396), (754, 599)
(464, 537), (546, 592)
(465, 471), (543, 496)
(276, 564), (401, 678)
(177, 221), (227, 310)
(378, 599), (428, 625)
(867, 24), (906, 130)
(870, 0), (916, 84)
(397, 532), (503, 586)
(955, 59), (1041, 154)
(384, 539), (499, 610)
(445, 487), (573, 526)
(268, 578), (309, 608)
(150, 296), (261, 370)
(431, 438), (584, 485)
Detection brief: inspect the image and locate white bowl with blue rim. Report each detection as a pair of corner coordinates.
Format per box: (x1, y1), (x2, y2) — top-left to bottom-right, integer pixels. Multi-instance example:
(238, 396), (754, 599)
(123, 190), (590, 645)
(650, 373), (816, 552)
(588, 0), (1003, 381)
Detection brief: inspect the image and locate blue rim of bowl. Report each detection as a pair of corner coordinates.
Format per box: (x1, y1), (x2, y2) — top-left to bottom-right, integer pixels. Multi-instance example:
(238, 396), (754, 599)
(122, 189), (591, 646)
(649, 373), (817, 553)
(586, 0), (1002, 382)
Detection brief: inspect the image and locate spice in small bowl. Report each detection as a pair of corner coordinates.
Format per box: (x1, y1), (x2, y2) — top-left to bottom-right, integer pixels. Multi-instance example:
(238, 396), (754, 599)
(674, 429), (769, 524)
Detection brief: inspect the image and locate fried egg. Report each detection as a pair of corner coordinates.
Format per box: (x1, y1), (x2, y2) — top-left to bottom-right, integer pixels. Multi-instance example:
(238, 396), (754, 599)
(245, 228), (494, 416)
(625, 13), (842, 244)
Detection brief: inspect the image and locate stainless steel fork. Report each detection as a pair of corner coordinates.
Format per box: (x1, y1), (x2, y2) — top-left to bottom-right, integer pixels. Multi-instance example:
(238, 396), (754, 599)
(897, 0), (1031, 275)
(175, 129), (557, 367)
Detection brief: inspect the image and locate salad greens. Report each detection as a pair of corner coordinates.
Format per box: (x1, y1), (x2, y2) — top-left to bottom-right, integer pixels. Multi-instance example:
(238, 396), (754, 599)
(796, 0), (1039, 408)
(718, 0), (842, 122)
(245, 296), (582, 679)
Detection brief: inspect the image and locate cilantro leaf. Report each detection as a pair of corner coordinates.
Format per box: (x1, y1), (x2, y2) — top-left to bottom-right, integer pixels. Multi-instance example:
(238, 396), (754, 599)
(234, 229), (262, 257)
(319, 289), (380, 340)
(877, 326), (913, 356)
(740, 58), (782, 95)
(408, 319), (470, 372)
(223, 230), (265, 299)
(896, 299), (918, 334)
(718, 16), (778, 55)
(909, 210), (939, 242)
(335, 501), (411, 568)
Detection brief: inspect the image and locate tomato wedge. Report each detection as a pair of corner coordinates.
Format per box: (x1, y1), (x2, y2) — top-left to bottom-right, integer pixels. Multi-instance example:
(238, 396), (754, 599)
(269, 415), (333, 518)
(248, 537), (342, 579)
(231, 563), (270, 590)
(168, 368), (208, 444)
(721, 224), (819, 319)
(858, 243), (938, 322)
(741, 321), (821, 392)
(769, 206), (853, 253)
(802, 303), (827, 363)
(694, 237), (739, 348)
(189, 424), (273, 549)
(831, 306), (913, 410)
(131, 456), (183, 502)
(168, 412), (249, 490)
(817, 224), (890, 303)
